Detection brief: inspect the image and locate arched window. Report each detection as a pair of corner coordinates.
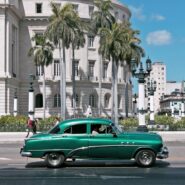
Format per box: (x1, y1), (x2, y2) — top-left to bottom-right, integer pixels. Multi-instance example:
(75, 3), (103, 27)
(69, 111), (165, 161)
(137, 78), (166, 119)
(104, 93), (110, 108)
(89, 94), (96, 108)
(54, 94), (61, 107)
(35, 94), (43, 108)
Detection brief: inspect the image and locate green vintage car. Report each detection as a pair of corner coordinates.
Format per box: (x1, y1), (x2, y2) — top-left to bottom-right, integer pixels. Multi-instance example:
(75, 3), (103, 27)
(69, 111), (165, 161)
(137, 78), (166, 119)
(20, 118), (168, 168)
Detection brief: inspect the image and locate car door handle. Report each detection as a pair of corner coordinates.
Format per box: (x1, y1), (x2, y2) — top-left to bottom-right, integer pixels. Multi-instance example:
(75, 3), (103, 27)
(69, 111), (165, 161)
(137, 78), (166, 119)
(62, 135), (68, 138)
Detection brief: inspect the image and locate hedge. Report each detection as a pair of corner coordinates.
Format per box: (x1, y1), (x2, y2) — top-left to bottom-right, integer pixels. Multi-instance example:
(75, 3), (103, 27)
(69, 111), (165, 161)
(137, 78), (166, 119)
(0, 115), (56, 132)
(1, 115), (185, 132)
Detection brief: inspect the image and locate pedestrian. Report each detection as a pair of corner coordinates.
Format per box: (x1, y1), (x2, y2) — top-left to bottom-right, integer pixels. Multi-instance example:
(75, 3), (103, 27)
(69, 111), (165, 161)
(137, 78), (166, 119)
(26, 117), (37, 138)
(86, 105), (92, 117)
(54, 117), (60, 126)
(32, 118), (37, 134)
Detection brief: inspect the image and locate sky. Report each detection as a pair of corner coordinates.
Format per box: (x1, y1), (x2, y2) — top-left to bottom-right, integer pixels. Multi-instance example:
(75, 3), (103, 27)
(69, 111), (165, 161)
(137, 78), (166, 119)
(120, 0), (185, 82)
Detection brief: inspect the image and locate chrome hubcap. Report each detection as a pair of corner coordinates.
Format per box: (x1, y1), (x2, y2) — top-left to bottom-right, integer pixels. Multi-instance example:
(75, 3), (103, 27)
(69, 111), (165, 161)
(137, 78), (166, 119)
(48, 153), (60, 166)
(140, 152), (152, 165)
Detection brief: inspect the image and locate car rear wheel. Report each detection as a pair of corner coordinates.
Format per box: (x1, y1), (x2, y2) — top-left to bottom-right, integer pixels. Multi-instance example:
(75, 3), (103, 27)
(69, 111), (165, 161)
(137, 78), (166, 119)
(135, 150), (156, 167)
(45, 152), (65, 168)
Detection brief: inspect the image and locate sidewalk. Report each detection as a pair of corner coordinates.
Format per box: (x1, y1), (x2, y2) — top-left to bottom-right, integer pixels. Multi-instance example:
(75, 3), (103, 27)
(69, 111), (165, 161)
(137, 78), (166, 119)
(0, 131), (185, 143)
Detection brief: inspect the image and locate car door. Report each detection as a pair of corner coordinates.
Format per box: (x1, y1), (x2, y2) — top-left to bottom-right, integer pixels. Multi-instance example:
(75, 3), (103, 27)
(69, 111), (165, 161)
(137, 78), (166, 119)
(88, 124), (126, 159)
(49, 123), (89, 157)
(61, 123), (89, 158)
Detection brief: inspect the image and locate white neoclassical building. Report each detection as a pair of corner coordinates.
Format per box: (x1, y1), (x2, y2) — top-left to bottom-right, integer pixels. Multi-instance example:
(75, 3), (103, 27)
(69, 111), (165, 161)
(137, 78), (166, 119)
(0, 0), (133, 118)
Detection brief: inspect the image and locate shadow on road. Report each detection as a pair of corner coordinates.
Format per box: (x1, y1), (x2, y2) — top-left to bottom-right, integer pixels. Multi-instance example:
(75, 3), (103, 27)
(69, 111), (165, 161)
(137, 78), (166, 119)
(25, 159), (170, 169)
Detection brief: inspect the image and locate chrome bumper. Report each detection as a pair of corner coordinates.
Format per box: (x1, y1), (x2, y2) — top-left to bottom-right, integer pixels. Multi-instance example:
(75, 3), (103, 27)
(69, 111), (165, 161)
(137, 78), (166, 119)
(20, 148), (32, 157)
(157, 146), (169, 159)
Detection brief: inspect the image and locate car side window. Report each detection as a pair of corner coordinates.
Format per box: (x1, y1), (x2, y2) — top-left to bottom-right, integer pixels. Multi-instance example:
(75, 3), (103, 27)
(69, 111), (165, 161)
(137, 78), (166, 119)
(64, 124), (87, 134)
(91, 124), (113, 134)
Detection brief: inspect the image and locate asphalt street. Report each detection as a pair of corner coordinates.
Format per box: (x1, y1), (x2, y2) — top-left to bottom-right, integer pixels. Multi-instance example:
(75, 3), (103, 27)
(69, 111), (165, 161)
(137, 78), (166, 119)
(0, 142), (185, 185)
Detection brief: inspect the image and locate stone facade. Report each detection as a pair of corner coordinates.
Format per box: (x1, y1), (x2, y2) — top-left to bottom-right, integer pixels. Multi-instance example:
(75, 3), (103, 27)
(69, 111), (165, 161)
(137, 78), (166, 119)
(0, 0), (132, 118)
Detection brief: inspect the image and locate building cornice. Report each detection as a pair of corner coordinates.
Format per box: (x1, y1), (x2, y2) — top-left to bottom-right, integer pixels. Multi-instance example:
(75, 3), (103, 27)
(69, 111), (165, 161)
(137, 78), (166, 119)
(24, 16), (49, 21)
(0, 4), (22, 19)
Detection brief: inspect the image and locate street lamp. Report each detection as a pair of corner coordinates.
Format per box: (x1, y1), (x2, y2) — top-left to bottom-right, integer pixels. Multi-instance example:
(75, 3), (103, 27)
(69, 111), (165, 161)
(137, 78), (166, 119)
(28, 74), (35, 120)
(147, 80), (157, 125)
(131, 58), (152, 132)
(181, 92), (185, 117)
(133, 93), (137, 116)
(13, 89), (18, 116)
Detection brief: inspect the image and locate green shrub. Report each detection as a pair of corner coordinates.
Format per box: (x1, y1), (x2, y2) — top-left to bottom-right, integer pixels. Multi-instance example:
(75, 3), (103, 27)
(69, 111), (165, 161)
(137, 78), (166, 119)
(175, 118), (185, 131)
(119, 118), (138, 131)
(154, 115), (175, 130)
(0, 115), (57, 132)
(0, 115), (27, 132)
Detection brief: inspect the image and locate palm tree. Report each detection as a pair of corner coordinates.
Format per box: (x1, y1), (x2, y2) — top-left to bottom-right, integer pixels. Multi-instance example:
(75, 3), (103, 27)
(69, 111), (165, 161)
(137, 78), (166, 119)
(119, 21), (145, 118)
(45, 2), (82, 120)
(71, 18), (86, 117)
(99, 23), (131, 124)
(123, 21), (145, 65)
(91, 0), (115, 116)
(28, 34), (54, 119)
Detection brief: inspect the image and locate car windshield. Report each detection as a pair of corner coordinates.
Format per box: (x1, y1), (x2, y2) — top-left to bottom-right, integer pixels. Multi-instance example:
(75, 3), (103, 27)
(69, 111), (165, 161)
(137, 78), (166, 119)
(48, 125), (60, 134)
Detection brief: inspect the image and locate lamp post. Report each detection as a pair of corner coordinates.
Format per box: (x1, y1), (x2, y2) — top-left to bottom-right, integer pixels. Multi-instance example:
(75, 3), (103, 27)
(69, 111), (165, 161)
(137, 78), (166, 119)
(28, 74), (35, 120)
(133, 93), (137, 117)
(131, 58), (152, 132)
(181, 93), (185, 117)
(147, 80), (157, 124)
(171, 102), (174, 117)
(13, 89), (18, 116)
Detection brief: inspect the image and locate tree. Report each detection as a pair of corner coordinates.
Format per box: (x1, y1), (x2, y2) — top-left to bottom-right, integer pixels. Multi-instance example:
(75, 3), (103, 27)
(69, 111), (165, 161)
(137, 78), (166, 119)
(46, 2), (82, 120)
(71, 17), (86, 117)
(122, 21), (145, 117)
(91, 0), (115, 116)
(99, 23), (131, 124)
(123, 21), (145, 65)
(28, 34), (54, 119)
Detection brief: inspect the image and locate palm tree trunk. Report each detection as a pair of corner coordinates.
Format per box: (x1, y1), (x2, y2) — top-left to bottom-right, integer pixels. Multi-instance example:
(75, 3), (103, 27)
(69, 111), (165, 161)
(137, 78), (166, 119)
(98, 55), (102, 116)
(59, 41), (63, 119)
(43, 66), (46, 120)
(72, 44), (76, 118)
(114, 60), (118, 125)
(111, 59), (118, 125)
(111, 59), (115, 122)
(62, 42), (66, 120)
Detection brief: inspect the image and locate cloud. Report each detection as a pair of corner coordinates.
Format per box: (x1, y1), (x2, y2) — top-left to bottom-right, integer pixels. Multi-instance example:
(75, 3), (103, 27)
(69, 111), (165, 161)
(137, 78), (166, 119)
(151, 14), (166, 21)
(146, 30), (172, 45)
(128, 5), (146, 21)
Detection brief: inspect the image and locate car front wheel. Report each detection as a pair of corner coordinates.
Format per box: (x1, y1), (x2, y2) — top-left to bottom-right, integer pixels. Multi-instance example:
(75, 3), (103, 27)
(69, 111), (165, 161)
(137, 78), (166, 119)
(45, 152), (65, 168)
(135, 150), (156, 167)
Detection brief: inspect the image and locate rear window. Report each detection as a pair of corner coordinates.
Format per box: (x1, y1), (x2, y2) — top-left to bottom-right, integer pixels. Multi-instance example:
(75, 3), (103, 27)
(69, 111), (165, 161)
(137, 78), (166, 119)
(64, 124), (87, 134)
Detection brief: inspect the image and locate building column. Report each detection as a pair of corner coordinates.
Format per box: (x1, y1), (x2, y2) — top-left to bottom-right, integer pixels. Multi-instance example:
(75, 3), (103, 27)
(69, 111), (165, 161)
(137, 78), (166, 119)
(138, 82), (145, 127)
(149, 95), (155, 124)
(28, 75), (35, 120)
(13, 90), (18, 116)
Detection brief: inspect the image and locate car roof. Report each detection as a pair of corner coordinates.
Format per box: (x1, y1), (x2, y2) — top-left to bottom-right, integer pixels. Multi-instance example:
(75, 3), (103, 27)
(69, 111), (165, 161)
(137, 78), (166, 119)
(59, 118), (112, 127)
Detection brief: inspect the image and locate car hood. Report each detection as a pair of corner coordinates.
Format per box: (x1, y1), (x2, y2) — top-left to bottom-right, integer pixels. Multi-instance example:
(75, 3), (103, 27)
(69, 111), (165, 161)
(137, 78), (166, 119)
(119, 132), (163, 142)
(28, 132), (50, 139)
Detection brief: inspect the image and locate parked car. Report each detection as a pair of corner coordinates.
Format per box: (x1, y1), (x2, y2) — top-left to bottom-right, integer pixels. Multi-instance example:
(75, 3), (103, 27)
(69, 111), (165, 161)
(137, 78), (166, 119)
(20, 118), (168, 168)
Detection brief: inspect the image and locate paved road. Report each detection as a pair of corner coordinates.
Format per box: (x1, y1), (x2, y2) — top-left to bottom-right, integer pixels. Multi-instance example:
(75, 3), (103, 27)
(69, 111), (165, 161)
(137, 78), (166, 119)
(0, 142), (185, 185)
